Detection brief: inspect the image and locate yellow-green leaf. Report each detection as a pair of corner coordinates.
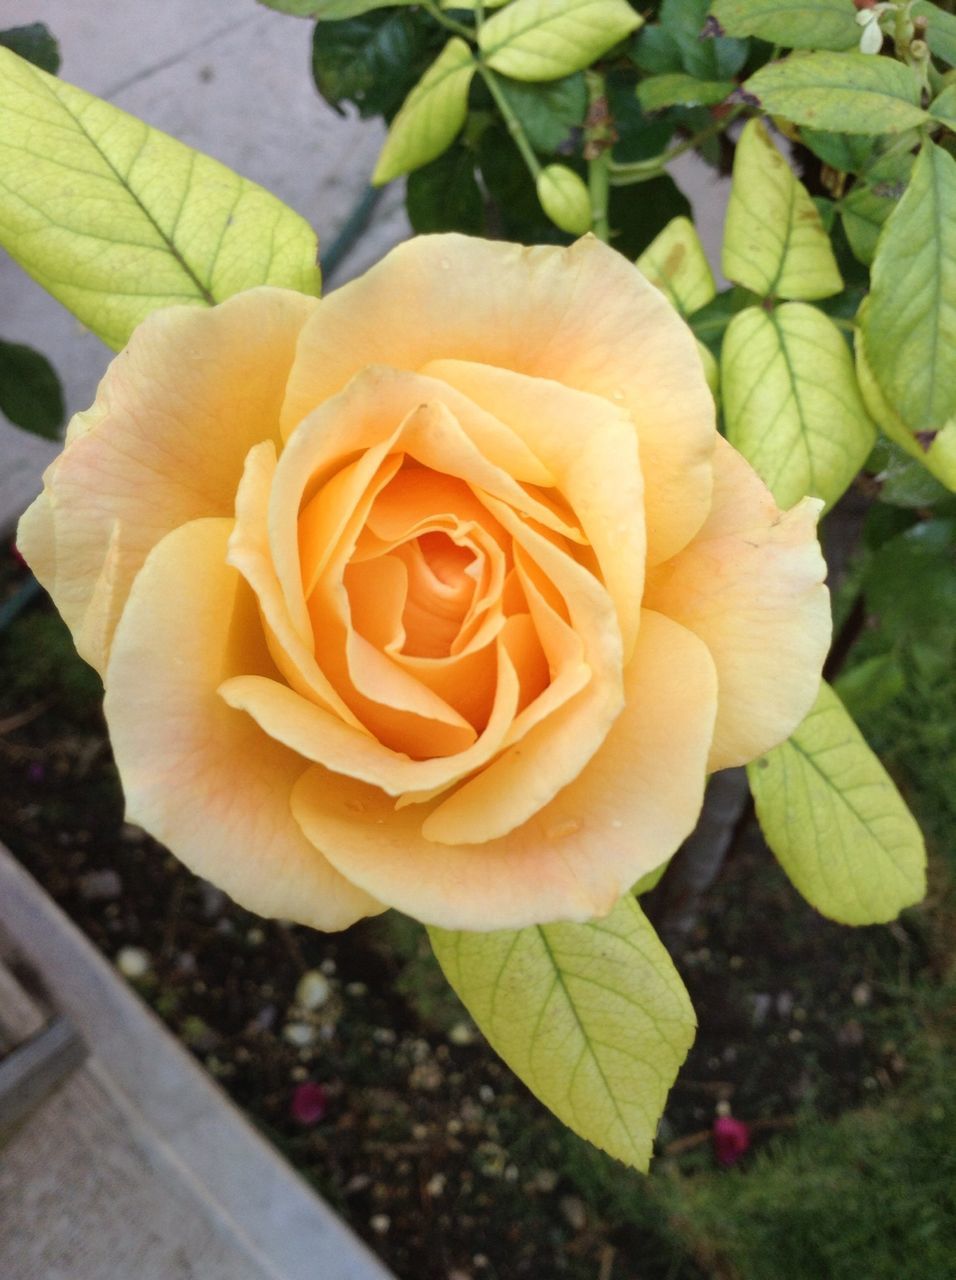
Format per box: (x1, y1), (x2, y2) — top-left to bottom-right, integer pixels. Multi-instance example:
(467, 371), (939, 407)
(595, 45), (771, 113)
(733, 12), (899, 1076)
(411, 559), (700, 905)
(710, 0), (859, 50)
(745, 52), (929, 133)
(722, 302), (875, 509)
(0, 49), (320, 351)
(536, 163), (591, 234)
(839, 148), (914, 267)
(722, 119), (842, 300)
(863, 143), (956, 436)
(636, 73), (734, 111)
(637, 216), (716, 316)
(929, 82), (956, 129)
(372, 38), (475, 185)
(429, 894), (695, 1171)
(748, 681), (926, 925)
(479, 0), (641, 82)
(855, 312), (956, 492)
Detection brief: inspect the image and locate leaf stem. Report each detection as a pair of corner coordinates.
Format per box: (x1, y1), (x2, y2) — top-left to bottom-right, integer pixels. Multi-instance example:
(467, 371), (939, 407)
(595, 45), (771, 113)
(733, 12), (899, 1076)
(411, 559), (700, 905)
(478, 62), (541, 178)
(585, 71), (611, 241)
(609, 103), (747, 187)
(421, 0), (475, 41)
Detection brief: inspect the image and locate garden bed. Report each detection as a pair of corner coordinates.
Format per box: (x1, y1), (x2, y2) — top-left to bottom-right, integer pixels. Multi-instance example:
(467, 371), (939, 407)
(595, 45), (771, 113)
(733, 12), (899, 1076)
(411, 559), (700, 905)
(1, 543), (954, 1280)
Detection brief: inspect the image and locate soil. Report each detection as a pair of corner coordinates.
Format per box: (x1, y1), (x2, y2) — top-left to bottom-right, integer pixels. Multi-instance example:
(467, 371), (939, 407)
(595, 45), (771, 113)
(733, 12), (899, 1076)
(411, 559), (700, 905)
(0, 546), (935, 1280)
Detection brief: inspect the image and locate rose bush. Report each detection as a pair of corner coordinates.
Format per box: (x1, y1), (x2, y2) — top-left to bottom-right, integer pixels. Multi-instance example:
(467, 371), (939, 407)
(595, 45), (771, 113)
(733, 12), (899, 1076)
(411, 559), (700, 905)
(18, 233), (830, 933)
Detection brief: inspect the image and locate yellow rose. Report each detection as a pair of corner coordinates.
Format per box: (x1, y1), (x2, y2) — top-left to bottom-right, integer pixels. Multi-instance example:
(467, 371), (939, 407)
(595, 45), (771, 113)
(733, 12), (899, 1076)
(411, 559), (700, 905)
(18, 234), (830, 932)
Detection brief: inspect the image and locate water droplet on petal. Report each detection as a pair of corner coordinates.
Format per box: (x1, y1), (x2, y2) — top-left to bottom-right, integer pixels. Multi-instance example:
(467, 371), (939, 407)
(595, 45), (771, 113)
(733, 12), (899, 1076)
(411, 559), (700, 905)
(547, 818), (580, 840)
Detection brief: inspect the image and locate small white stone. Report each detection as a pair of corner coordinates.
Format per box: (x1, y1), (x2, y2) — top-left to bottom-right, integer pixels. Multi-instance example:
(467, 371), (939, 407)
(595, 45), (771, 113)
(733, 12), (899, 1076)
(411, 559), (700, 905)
(116, 946), (151, 979)
(425, 1172), (447, 1197)
(295, 969), (332, 1010)
(370, 1214), (391, 1235)
(283, 1021), (318, 1047)
(448, 1021), (476, 1046)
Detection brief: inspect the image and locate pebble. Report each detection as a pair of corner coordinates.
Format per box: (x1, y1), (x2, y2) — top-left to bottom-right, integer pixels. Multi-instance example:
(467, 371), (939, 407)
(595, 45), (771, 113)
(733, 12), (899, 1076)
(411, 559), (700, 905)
(77, 869), (122, 901)
(409, 1061), (444, 1091)
(370, 1214), (391, 1236)
(296, 969), (332, 1010)
(116, 946), (151, 979)
(448, 1021), (476, 1046)
(528, 1168), (558, 1193)
(283, 1021), (318, 1047)
(750, 992), (772, 1026)
(776, 990), (794, 1019)
(837, 1018), (865, 1047)
(560, 1195), (587, 1232)
(852, 981), (872, 1008)
(425, 1172), (447, 1197)
(346, 981), (368, 997)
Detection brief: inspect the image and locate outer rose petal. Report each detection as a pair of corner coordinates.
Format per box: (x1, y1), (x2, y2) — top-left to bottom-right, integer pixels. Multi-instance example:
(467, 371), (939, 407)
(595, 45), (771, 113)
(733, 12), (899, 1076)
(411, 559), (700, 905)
(104, 517), (379, 931)
(291, 611), (717, 931)
(644, 435), (831, 770)
(17, 288), (316, 674)
(280, 234), (715, 565)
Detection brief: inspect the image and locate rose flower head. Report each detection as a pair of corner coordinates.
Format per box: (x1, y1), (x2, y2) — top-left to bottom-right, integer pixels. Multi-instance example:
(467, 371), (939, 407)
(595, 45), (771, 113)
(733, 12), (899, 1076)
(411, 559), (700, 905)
(18, 234), (829, 932)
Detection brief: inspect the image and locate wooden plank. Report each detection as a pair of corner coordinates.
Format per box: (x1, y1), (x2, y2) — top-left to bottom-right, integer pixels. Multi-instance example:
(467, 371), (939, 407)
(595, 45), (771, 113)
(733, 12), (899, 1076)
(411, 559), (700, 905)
(0, 845), (394, 1280)
(0, 1015), (87, 1145)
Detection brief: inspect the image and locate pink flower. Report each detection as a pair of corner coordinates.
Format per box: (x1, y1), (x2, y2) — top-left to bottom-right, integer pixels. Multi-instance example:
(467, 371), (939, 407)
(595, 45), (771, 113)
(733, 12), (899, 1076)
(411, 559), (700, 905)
(291, 1080), (329, 1126)
(713, 1113), (751, 1167)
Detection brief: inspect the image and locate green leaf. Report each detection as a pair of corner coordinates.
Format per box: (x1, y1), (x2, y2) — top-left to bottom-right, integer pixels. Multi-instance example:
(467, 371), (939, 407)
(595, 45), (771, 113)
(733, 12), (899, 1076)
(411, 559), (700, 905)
(862, 518), (956, 641)
(311, 12), (440, 120)
(0, 338), (64, 438)
(479, 0), (641, 82)
(0, 50), (320, 352)
(722, 302), (876, 509)
(0, 23), (60, 73)
(658, 0), (749, 78)
(868, 438), (954, 508)
(478, 124), (566, 245)
(607, 172), (691, 260)
(912, 0), (956, 68)
(748, 681), (926, 925)
(258, 0), (413, 14)
(833, 652), (905, 720)
(637, 215), (716, 316)
(929, 81), (956, 129)
(710, 0), (859, 50)
(497, 74), (588, 154)
(637, 73), (735, 111)
(745, 52), (929, 133)
(799, 128), (885, 174)
(863, 143), (956, 436)
(723, 120), (842, 301)
(407, 145), (484, 234)
(428, 893), (696, 1171)
(372, 38), (475, 183)
(856, 315), (956, 492)
(536, 163), (592, 234)
(839, 149), (915, 267)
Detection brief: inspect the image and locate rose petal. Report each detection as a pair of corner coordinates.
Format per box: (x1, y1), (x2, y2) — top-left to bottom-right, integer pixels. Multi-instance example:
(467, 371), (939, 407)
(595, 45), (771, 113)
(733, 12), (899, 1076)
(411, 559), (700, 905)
(419, 495), (623, 843)
(19, 288), (316, 673)
(281, 234), (714, 564)
(644, 435), (830, 769)
(104, 517), (378, 931)
(220, 630), (518, 795)
(291, 610), (717, 930)
(423, 359), (646, 659)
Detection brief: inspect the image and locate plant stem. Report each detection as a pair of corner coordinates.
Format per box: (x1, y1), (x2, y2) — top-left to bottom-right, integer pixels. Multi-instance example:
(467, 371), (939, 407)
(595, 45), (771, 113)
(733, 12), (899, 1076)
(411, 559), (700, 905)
(609, 103), (747, 187)
(421, 0), (475, 41)
(478, 63), (541, 178)
(585, 70), (611, 241)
